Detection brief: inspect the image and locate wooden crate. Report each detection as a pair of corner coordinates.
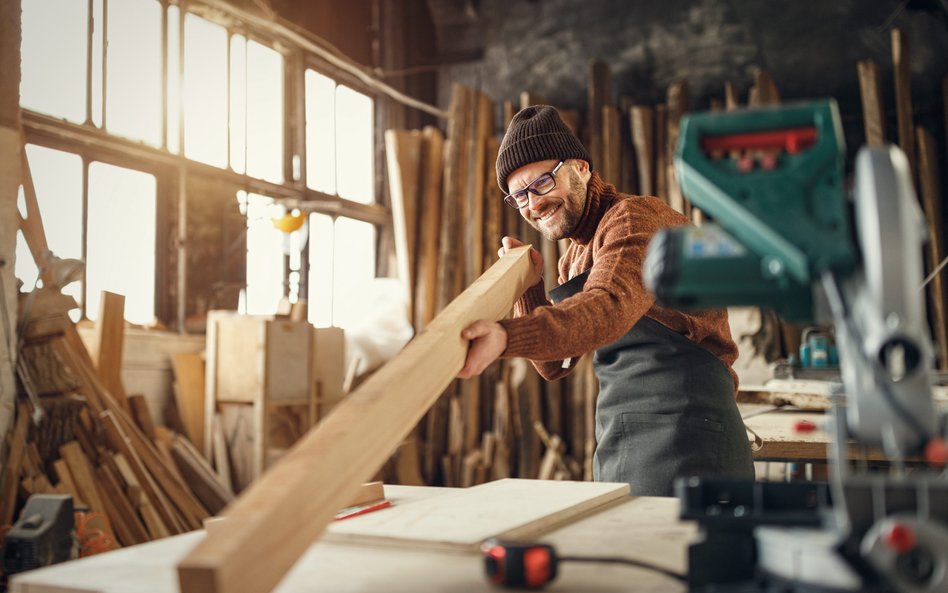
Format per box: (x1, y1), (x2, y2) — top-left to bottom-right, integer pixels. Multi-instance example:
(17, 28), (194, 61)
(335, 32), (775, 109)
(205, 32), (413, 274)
(204, 312), (345, 492)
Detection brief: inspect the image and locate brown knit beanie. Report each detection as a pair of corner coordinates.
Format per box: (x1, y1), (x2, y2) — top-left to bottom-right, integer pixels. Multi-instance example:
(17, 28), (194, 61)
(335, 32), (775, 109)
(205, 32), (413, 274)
(496, 105), (593, 194)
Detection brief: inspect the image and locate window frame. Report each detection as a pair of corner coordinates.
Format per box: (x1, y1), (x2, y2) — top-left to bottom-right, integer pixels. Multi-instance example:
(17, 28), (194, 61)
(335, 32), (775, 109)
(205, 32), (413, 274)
(19, 1), (387, 329)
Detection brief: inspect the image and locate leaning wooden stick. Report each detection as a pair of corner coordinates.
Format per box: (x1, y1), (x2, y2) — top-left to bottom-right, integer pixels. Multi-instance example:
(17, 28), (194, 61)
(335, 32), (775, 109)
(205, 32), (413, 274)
(177, 246), (535, 593)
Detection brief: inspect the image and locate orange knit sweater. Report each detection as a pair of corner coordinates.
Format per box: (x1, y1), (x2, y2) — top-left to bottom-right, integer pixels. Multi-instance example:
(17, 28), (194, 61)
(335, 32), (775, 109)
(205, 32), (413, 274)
(499, 173), (740, 389)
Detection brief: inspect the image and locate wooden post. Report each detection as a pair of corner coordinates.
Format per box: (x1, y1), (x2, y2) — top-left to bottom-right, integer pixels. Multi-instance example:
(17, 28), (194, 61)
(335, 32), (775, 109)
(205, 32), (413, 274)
(177, 247), (535, 593)
(892, 28), (916, 181)
(93, 291), (130, 410)
(630, 106), (654, 196)
(857, 60), (886, 146)
(917, 127), (948, 369)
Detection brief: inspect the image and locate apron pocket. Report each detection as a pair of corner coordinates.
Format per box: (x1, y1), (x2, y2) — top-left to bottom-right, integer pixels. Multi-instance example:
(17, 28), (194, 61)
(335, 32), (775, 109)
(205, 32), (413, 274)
(598, 412), (725, 496)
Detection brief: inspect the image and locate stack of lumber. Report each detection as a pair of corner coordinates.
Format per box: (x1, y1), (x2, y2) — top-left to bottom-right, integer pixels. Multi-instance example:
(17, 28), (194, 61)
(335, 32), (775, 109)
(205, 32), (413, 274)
(385, 30), (948, 487)
(384, 84), (598, 487)
(0, 288), (233, 551)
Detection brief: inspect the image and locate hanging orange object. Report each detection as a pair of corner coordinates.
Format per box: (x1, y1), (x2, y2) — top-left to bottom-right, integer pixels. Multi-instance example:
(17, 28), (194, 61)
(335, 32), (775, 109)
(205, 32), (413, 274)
(272, 211), (305, 233)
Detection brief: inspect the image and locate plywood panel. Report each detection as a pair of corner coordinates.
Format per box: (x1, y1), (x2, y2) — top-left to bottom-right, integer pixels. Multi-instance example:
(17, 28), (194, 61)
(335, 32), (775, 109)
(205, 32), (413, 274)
(325, 478), (628, 551)
(265, 321), (312, 403)
(214, 315), (264, 404)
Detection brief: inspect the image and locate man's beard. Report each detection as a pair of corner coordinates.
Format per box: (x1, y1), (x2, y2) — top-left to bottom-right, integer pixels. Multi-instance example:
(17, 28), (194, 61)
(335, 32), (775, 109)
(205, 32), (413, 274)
(526, 168), (586, 241)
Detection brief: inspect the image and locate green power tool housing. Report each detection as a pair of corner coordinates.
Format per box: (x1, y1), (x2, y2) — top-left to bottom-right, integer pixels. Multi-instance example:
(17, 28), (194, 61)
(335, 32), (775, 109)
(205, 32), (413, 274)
(644, 100), (857, 323)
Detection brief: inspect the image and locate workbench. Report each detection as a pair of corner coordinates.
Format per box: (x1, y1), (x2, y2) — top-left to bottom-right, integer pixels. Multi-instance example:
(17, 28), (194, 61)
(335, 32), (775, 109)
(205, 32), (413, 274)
(10, 485), (692, 593)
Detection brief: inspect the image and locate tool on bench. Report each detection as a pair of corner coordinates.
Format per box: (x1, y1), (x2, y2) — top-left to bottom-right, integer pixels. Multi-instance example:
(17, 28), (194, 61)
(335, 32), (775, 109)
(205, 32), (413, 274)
(480, 539), (686, 589)
(2, 495), (75, 577)
(644, 100), (948, 592)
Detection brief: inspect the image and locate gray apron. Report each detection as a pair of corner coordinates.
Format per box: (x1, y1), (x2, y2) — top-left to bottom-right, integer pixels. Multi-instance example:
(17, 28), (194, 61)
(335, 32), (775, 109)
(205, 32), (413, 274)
(549, 270), (754, 496)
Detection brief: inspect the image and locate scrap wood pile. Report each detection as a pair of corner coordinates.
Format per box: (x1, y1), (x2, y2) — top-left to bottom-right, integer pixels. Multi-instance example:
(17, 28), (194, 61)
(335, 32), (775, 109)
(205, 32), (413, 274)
(383, 27), (948, 487)
(0, 287), (233, 552)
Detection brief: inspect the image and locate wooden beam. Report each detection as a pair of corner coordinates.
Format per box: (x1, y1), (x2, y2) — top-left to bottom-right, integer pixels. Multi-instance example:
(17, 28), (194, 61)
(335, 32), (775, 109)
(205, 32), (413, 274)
(172, 353), (205, 454)
(917, 127), (948, 369)
(177, 246), (535, 593)
(892, 28), (916, 179)
(414, 126), (444, 330)
(857, 60), (886, 146)
(384, 129), (423, 321)
(93, 291), (129, 410)
(629, 106), (654, 196)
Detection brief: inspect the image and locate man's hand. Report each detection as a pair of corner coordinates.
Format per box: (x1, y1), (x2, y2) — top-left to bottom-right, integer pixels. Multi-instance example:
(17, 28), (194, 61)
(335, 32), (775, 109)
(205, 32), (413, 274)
(498, 236), (544, 287)
(458, 320), (508, 378)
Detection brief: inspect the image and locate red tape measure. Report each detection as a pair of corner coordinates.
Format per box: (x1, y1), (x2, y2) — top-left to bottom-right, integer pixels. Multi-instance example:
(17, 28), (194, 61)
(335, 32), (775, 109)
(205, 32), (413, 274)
(481, 539), (559, 589)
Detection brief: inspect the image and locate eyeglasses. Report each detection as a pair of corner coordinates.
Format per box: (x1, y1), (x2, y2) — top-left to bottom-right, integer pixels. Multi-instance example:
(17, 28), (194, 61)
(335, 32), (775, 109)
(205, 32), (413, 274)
(503, 161), (564, 209)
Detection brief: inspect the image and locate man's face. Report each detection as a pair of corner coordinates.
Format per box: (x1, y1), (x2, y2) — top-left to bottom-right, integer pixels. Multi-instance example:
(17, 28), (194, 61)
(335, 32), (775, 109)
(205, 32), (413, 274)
(506, 159), (589, 241)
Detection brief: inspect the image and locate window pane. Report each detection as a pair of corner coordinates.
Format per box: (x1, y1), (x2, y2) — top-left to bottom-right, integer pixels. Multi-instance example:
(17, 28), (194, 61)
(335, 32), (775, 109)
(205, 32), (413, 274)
(91, 0), (103, 126)
(15, 146), (83, 315)
(106, 0), (162, 146)
(305, 70), (335, 194)
(167, 5), (181, 153)
(245, 193), (284, 315)
(183, 14), (228, 168)
(332, 217), (375, 327)
(335, 85), (374, 204)
(246, 41), (283, 183)
(229, 35), (247, 174)
(21, 0), (88, 123)
(87, 162), (156, 325)
(307, 213), (334, 327)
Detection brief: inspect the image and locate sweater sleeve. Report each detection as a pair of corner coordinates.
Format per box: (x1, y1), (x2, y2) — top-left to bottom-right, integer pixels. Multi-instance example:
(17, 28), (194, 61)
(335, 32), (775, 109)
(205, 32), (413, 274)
(499, 203), (664, 375)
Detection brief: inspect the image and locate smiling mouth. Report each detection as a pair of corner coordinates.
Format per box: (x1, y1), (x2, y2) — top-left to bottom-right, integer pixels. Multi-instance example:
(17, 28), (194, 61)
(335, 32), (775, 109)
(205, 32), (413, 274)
(536, 205), (560, 224)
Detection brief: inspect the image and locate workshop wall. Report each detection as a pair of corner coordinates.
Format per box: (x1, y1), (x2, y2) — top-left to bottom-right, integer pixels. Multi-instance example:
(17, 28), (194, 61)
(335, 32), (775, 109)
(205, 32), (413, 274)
(434, 0), (948, 148)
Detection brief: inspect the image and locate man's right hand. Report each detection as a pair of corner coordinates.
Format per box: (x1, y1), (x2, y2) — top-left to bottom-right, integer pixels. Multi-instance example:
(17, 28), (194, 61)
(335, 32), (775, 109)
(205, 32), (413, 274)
(498, 236), (544, 287)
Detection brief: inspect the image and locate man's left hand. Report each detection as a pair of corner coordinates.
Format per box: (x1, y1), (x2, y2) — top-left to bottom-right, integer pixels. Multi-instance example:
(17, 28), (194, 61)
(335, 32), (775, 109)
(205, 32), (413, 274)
(458, 320), (507, 378)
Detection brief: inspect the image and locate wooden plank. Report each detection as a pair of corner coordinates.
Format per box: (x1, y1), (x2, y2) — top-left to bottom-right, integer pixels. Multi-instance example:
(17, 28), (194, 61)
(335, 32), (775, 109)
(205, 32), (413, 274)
(313, 326), (345, 416)
(17, 138), (55, 287)
(587, 60), (612, 176)
(600, 105), (622, 184)
(100, 411), (186, 534)
(666, 81), (690, 215)
(128, 394), (158, 442)
(210, 414), (233, 494)
(170, 436), (233, 516)
(724, 81), (739, 111)
(59, 441), (108, 514)
(752, 70), (780, 105)
(93, 291), (130, 410)
(96, 463), (149, 546)
(325, 479), (628, 551)
(414, 126), (445, 330)
(892, 28), (917, 180)
(0, 403), (30, 525)
(52, 458), (86, 509)
(436, 86), (469, 313)
(654, 105), (668, 202)
(630, 106), (654, 196)
(917, 127), (948, 369)
(385, 128), (424, 319)
(484, 136), (503, 273)
(113, 453), (170, 540)
(172, 353), (206, 454)
(177, 246), (535, 593)
(857, 59), (886, 146)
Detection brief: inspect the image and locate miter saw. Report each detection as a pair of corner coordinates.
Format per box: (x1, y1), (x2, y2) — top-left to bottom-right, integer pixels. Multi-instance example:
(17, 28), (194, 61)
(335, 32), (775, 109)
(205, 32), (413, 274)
(644, 100), (948, 592)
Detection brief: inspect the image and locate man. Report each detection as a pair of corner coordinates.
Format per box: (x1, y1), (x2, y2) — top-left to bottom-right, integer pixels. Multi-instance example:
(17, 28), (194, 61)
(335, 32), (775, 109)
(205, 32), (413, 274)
(458, 105), (754, 496)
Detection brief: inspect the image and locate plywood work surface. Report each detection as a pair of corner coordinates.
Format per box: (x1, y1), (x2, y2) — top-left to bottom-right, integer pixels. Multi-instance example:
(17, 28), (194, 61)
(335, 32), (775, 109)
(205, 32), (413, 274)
(326, 478), (629, 550)
(10, 485), (689, 593)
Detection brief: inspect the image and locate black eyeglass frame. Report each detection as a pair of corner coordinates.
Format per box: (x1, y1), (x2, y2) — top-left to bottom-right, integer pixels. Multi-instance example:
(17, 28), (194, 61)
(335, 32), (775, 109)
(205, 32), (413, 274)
(503, 161), (565, 209)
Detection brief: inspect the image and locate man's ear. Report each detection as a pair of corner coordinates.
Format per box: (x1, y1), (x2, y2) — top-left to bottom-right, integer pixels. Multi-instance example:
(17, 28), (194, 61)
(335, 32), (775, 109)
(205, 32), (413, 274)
(571, 159), (592, 181)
